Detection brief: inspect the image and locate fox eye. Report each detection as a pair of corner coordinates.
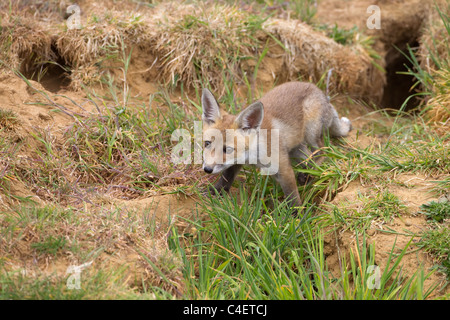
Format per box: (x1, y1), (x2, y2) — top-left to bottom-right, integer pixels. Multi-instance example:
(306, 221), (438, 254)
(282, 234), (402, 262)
(204, 141), (211, 148)
(224, 146), (234, 154)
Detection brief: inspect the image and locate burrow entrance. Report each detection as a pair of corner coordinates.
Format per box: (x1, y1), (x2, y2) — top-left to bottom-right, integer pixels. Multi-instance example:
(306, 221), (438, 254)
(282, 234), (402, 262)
(381, 40), (421, 111)
(20, 43), (71, 93)
(378, 9), (425, 113)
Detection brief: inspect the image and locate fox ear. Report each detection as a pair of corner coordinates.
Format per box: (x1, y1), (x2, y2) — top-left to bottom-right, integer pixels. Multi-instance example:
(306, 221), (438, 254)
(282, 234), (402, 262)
(236, 101), (264, 131)
(202, 88), (220, 124)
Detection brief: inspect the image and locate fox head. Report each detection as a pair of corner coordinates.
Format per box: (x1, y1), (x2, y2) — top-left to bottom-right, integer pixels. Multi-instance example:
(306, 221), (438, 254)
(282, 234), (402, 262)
(201, 88), (264, 175)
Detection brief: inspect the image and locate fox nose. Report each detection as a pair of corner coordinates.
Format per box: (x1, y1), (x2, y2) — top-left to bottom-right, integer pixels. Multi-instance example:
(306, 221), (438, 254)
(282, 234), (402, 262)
(204, 166), (213, 174)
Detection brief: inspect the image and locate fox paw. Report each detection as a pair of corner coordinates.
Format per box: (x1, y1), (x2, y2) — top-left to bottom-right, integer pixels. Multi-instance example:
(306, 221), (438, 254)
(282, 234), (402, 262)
(297, 172), (313, 186)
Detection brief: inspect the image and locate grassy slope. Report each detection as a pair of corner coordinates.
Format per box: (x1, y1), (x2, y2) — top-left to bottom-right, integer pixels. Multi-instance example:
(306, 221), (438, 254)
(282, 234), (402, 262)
(0, 0), (449, 299)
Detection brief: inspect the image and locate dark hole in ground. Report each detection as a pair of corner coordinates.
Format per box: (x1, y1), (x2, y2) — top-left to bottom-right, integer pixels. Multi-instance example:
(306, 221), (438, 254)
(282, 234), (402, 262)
(381, 40), (421, 111)
(20, 44), (71, 93)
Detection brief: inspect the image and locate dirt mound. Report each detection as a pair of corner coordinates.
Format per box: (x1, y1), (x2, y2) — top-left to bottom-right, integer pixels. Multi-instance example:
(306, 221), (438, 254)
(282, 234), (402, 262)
(0, 71), (100, 209)
(1, 0), (445, 107)
(1, 1), (385, 103)
(317, 0), (448, 111)
(264, 19), (384, 102)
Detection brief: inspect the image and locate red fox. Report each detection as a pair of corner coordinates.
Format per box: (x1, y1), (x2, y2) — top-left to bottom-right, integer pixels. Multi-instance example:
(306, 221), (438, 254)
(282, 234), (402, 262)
(201, 81), (351, 212)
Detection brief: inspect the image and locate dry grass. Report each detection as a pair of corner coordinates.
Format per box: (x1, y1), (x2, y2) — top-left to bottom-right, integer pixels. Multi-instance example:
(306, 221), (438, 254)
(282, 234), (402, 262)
(264, 19), (385, 102)
(147, 2), (385, 101)
(55, 10), (149, 90)
(419, 0), (449, 71)
(0, 3), (150, 90)
(0, 14), (54, 73)
(416, 1), (449, 133)
(0, 204), (185, 298)
(426, 68), (450, 134)
(0, 109), (20, 130)
(148, 2), (265, 94)
(1, 1), (385, 101)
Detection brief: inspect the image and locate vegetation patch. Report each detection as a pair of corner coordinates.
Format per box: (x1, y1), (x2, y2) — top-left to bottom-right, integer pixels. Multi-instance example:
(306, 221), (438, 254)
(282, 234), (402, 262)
(0, 0), (449, 300)
(420, 199), (450, 223)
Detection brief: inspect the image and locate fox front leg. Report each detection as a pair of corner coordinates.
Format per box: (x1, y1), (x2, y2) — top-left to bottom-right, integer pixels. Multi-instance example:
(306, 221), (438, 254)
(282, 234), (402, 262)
(272, 163), (302, 215)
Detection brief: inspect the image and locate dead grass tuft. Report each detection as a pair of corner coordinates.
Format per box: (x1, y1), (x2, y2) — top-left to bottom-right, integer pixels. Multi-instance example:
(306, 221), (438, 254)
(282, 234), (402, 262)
(0, 109), (20, 130)
(264, 19), (385, 102)
(419, 1), (449, 71)
(418, 1), (450, 133)
(1, 1), (385, 101)
(54, 10), (149, 90)
(0, 15), (54, 74)
(147, 2), (385, 101)
(148, 2), (264, 94)
(426, 68), (450, 134)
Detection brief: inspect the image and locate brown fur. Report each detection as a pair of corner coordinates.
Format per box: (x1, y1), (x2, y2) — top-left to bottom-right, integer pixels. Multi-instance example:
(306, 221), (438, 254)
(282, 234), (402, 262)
(202, 81), (352, 213)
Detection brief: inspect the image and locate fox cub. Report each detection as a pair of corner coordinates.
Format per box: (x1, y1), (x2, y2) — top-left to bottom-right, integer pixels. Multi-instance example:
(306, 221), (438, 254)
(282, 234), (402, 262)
(201, 81), (351, 212)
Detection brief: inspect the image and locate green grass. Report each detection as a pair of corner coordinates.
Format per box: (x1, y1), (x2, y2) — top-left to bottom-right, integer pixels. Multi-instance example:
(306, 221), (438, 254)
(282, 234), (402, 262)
(417, 228), (450, 280)
(400, 4), (449, 118)
(419, 199), (450, 223)
(431, 177), (450, 197)
(1, 63), (448, 299)
(174, 66), (447, 299)
(314, 23), (382, 68)
(167, 182), (435, 299)
(221, 0), (317, 24)
(331, 190), (406, 232)
(0, 109), (19, 129)
(416, 198), (450, 281)
(0, 44), (198, 203)
(0, 265), (161, 300)
(1, 0), (449, 300)
(316, 24), (359, 45)
(30, 235), (68, 255)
